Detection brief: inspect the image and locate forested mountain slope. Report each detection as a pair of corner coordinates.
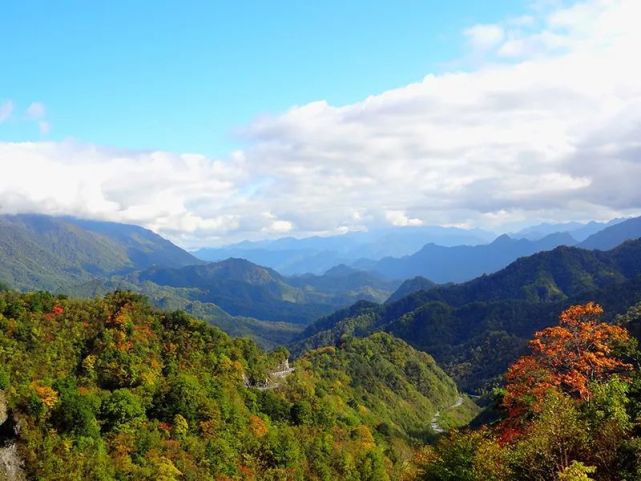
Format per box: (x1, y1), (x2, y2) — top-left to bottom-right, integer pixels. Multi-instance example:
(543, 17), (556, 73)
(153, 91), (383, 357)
(133, 258), (397, 324)
(62, 216), (200, 269)
(294, 240), (641, 391)
(386, 276), (437, 304)
(0, 214), (199, 290)
(0, 290), (471, 480)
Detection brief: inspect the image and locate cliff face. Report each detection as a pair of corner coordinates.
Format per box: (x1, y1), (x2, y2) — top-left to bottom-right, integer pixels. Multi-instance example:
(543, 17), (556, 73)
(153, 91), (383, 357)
(0, 392), (25, 481)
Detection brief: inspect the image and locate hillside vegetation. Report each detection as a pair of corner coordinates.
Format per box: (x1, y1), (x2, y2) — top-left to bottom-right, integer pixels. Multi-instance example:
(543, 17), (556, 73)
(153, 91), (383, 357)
(0, 215), (199, 291)
(0, 290), (471, 481)
(412, 303), (641, 481)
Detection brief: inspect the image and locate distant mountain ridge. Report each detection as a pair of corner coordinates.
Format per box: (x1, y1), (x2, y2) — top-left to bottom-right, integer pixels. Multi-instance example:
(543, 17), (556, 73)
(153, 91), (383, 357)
(578, 216), (641, 250)
(193, 218), (634, 281)
(353, 232), (578, 283)
(194, 225), (496, 275)
(512, 218), (624, 241)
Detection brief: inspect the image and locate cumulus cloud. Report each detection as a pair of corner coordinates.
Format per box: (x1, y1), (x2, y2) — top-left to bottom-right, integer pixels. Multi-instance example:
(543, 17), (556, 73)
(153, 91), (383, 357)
(385, 211), (423, 227)
(1, 0), (641, 247)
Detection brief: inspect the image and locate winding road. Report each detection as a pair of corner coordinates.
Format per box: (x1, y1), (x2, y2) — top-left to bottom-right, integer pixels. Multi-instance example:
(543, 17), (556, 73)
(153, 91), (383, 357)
(430, 396), (464, 433)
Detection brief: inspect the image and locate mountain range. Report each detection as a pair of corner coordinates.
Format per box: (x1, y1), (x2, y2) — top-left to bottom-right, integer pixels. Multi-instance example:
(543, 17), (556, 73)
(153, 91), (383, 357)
(292, 238), (641, 391)
(194, 225), (496, 275)
(354, 232), (577, 282)
(510, 218), (623, 241)
(2, 213), (641, 351)
(351, 216), (641, 283)
(0, 214), (401, 344)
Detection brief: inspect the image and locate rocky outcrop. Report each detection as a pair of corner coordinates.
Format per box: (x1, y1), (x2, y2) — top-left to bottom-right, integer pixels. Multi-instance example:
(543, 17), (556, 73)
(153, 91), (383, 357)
(0, 392), (6, 426)
(0, 391), (25, 481)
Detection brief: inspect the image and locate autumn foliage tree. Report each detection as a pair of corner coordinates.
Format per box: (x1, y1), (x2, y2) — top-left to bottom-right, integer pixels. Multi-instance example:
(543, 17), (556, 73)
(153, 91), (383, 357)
(502, 302), (633, 437)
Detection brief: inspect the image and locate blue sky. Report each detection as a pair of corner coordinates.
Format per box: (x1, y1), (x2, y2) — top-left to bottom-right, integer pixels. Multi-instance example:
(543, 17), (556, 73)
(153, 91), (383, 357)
(1, 0), (528, 155)
(2, 0), (640, 247)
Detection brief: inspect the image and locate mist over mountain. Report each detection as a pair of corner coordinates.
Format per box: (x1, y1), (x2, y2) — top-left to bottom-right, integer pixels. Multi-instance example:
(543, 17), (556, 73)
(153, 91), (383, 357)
(194, 225), (495, 275)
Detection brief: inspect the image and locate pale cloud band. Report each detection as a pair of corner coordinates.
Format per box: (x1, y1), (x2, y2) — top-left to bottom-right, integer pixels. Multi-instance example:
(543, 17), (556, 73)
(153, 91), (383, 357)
(1, 0), (640, 248)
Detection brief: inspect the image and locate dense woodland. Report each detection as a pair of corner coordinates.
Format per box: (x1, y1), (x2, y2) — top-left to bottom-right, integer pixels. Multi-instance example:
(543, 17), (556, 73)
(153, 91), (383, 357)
(0, 289), (472, 480)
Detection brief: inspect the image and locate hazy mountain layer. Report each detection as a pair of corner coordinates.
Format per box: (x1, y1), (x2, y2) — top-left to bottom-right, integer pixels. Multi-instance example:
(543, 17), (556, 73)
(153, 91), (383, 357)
(354, 232), (578, 283)
(511, 218), (623, 241)
(578, 215), (641, 250)
(194, 225), (495, 275)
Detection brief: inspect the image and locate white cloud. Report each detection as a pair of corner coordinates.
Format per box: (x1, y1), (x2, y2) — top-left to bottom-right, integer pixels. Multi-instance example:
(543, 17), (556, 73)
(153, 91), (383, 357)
(465, 24), (505, 51)
(1, 0), (641, 247)
(0, 101), (13, 123)
(385, 211), (423, 227)
(265, 219), (294, 234)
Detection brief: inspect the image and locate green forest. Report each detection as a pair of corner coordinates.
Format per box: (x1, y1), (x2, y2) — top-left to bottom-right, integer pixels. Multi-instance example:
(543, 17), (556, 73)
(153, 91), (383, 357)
(2, 286), (641, 480)
(0, 289), (473, 481)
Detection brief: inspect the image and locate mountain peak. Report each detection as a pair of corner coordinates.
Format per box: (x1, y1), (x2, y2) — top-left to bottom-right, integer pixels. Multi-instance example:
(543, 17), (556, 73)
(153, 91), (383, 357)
(491, 234), (513, 244)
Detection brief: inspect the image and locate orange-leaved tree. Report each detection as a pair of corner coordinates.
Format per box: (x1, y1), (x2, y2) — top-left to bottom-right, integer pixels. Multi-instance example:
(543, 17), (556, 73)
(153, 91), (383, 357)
(501, 302), (633, 439)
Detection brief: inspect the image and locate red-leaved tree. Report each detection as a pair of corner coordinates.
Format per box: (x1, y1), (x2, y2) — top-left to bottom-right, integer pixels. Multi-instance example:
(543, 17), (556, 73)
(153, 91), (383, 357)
(501, 302), (633, 441)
